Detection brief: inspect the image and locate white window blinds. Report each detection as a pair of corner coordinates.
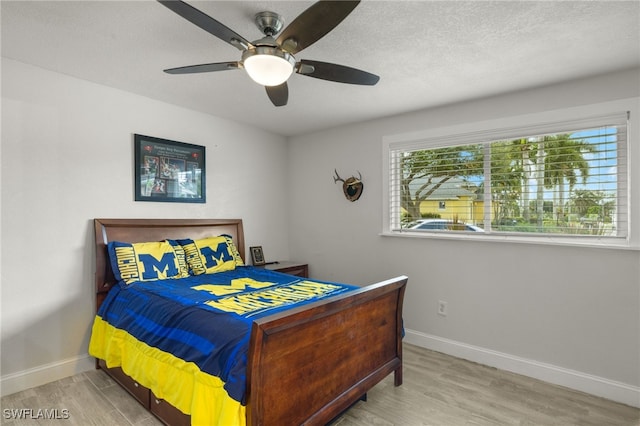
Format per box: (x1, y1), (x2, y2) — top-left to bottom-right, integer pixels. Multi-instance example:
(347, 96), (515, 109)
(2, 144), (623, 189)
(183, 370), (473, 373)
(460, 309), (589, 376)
(388, 113), (628, 240)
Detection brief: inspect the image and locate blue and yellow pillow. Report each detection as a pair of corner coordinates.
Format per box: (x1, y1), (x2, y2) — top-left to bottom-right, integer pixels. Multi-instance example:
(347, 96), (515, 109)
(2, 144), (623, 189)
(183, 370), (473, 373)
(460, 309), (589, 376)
(108, 240), (189, 285)
(178, 235), (244, 275)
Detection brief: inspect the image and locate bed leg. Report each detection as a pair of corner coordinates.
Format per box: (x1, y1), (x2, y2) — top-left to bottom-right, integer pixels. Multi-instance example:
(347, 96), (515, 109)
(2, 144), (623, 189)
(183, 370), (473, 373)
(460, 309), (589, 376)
(394, 365), (403, 386)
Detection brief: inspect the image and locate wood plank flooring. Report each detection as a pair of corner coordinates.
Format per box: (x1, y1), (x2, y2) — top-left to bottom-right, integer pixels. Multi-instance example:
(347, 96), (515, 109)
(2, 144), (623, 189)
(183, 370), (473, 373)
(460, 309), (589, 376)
(2, 344), (638, 425)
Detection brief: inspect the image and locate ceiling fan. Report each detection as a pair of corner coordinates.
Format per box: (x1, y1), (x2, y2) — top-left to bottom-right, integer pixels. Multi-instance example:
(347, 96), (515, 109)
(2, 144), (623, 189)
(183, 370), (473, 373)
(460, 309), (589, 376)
(158, 0), (379, 107)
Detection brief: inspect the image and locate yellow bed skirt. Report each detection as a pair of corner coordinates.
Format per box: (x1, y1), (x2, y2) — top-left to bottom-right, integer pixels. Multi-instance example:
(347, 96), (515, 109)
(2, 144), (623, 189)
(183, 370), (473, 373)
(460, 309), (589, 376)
(89, 316), (246, 426)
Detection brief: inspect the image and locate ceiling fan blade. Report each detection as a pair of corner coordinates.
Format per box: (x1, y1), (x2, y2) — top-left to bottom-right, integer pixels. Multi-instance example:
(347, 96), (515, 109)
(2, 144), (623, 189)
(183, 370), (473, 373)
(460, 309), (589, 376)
(157, 0), (252, 51)
(164, 62), (241, 74)
(276, 1), (360, 54)
(297, 60), (379, 85)
(265, 83), (288, 107)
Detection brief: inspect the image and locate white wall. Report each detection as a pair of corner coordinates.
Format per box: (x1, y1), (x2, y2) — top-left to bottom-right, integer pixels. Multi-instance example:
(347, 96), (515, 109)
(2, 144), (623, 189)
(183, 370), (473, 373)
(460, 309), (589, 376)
(287, 68), (640, 407)
(2, 59), (638, 408)
(0, 59), (290, 395)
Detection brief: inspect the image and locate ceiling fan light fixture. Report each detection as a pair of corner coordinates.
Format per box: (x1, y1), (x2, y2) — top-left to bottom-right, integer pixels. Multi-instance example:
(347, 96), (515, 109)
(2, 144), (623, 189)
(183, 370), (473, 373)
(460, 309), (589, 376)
(242, 46), (295, 87)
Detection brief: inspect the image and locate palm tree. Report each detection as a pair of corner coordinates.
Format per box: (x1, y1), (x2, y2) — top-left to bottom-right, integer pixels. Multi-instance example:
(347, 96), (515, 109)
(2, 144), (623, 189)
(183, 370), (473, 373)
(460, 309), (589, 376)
(496, 138), (536, 223)
(543, 134), (596, 223)
(490, 141), (524, 222)
(534, 139), (546, 228)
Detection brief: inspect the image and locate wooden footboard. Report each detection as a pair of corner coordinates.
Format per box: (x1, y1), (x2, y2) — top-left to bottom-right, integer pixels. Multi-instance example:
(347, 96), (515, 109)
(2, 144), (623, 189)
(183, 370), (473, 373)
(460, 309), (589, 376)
(247, 276), (407, 426)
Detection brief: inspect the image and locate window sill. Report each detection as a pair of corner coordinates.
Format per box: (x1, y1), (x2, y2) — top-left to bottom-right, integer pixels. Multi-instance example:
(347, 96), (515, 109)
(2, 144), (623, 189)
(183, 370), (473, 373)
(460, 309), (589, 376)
(380, 230), (638, 251)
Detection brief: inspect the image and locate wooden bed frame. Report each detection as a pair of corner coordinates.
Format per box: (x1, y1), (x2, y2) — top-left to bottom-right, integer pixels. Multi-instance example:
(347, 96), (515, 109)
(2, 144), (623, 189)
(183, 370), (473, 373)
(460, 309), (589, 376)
(93, 218), (407, 426)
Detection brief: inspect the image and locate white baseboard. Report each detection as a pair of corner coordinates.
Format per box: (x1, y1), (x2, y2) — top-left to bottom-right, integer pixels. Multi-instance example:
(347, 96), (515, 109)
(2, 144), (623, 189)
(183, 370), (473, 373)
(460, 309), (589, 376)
(0, 354), (95, 397)
(404, 329), (640, 408)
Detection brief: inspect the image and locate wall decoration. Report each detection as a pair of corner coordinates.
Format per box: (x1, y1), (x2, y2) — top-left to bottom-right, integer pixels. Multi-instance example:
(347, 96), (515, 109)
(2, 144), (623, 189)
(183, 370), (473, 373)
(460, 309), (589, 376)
(250, 246), (265, 266)
(134, 134), (205, 203)
(333, 169), (364, 202)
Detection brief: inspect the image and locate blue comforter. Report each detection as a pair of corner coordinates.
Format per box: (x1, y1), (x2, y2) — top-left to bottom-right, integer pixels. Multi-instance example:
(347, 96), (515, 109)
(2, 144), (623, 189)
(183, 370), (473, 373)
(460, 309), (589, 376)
(94, 266), (356, 405)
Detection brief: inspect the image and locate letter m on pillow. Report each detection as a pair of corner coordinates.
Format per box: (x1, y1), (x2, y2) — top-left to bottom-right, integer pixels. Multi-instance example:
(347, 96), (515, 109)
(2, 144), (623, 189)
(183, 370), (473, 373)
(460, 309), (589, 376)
(138, 253), (180, 280)
(179, 236), (239, 275)
(108, 240), (188, 284)
(200, 242), (233, 268)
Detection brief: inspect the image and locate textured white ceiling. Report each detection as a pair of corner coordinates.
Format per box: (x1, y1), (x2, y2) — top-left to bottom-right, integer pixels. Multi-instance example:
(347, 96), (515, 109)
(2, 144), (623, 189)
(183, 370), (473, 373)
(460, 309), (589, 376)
(2, 1), (639, 136)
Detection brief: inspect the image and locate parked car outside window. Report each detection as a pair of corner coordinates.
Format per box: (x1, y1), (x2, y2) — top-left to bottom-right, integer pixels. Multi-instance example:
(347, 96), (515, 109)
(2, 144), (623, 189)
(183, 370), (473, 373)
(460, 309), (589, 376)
(408, 219), (484, 232)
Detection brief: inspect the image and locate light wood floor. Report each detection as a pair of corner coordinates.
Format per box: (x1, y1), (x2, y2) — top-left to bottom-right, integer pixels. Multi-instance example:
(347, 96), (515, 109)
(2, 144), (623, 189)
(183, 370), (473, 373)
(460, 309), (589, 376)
(2, 344), (638, 425)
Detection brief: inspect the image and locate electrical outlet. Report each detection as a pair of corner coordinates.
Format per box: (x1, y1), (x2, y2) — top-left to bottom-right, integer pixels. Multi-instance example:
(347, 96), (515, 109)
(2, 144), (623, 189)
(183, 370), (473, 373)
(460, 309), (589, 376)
(438, 300), (448, 316)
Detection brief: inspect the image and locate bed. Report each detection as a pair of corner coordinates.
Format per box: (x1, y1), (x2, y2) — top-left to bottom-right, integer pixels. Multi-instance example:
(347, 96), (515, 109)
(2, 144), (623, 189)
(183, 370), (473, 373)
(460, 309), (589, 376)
(89, 218), (407, 426)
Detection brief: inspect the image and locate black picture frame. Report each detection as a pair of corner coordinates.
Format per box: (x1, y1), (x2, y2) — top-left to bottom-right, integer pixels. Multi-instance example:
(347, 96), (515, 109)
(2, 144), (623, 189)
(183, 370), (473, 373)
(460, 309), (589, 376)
(134, 134), (205, 203)
(250, 246), (265, 266)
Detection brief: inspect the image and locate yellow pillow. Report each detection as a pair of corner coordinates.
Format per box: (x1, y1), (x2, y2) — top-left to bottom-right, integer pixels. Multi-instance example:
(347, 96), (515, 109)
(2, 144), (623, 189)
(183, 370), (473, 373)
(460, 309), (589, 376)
(179, 235), (244, 275)
(107, 240), (189, 285)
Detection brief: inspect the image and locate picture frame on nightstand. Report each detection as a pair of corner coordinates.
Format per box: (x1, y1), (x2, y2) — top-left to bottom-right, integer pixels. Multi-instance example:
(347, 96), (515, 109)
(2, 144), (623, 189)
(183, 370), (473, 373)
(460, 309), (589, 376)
(250, 246), (265, 266)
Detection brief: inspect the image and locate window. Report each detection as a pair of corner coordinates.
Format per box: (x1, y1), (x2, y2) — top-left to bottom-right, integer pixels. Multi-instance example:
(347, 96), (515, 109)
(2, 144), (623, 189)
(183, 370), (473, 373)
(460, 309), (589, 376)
(385, 112), (631, 246)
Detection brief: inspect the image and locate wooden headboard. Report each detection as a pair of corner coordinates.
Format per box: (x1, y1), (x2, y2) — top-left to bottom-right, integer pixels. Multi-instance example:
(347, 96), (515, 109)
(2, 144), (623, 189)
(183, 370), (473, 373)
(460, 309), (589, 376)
(94, 218), (245, 309)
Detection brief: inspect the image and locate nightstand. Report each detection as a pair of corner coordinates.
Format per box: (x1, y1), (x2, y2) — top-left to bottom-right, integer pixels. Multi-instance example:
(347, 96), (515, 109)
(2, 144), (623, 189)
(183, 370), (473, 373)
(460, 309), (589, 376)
(261, 261), (308, 278)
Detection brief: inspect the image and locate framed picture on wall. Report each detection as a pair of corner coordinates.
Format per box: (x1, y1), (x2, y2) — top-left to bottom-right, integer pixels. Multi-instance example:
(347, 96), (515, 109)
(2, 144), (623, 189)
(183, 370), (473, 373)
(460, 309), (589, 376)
(250, 246), (265, 266)
(134, 134), (205, 203)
